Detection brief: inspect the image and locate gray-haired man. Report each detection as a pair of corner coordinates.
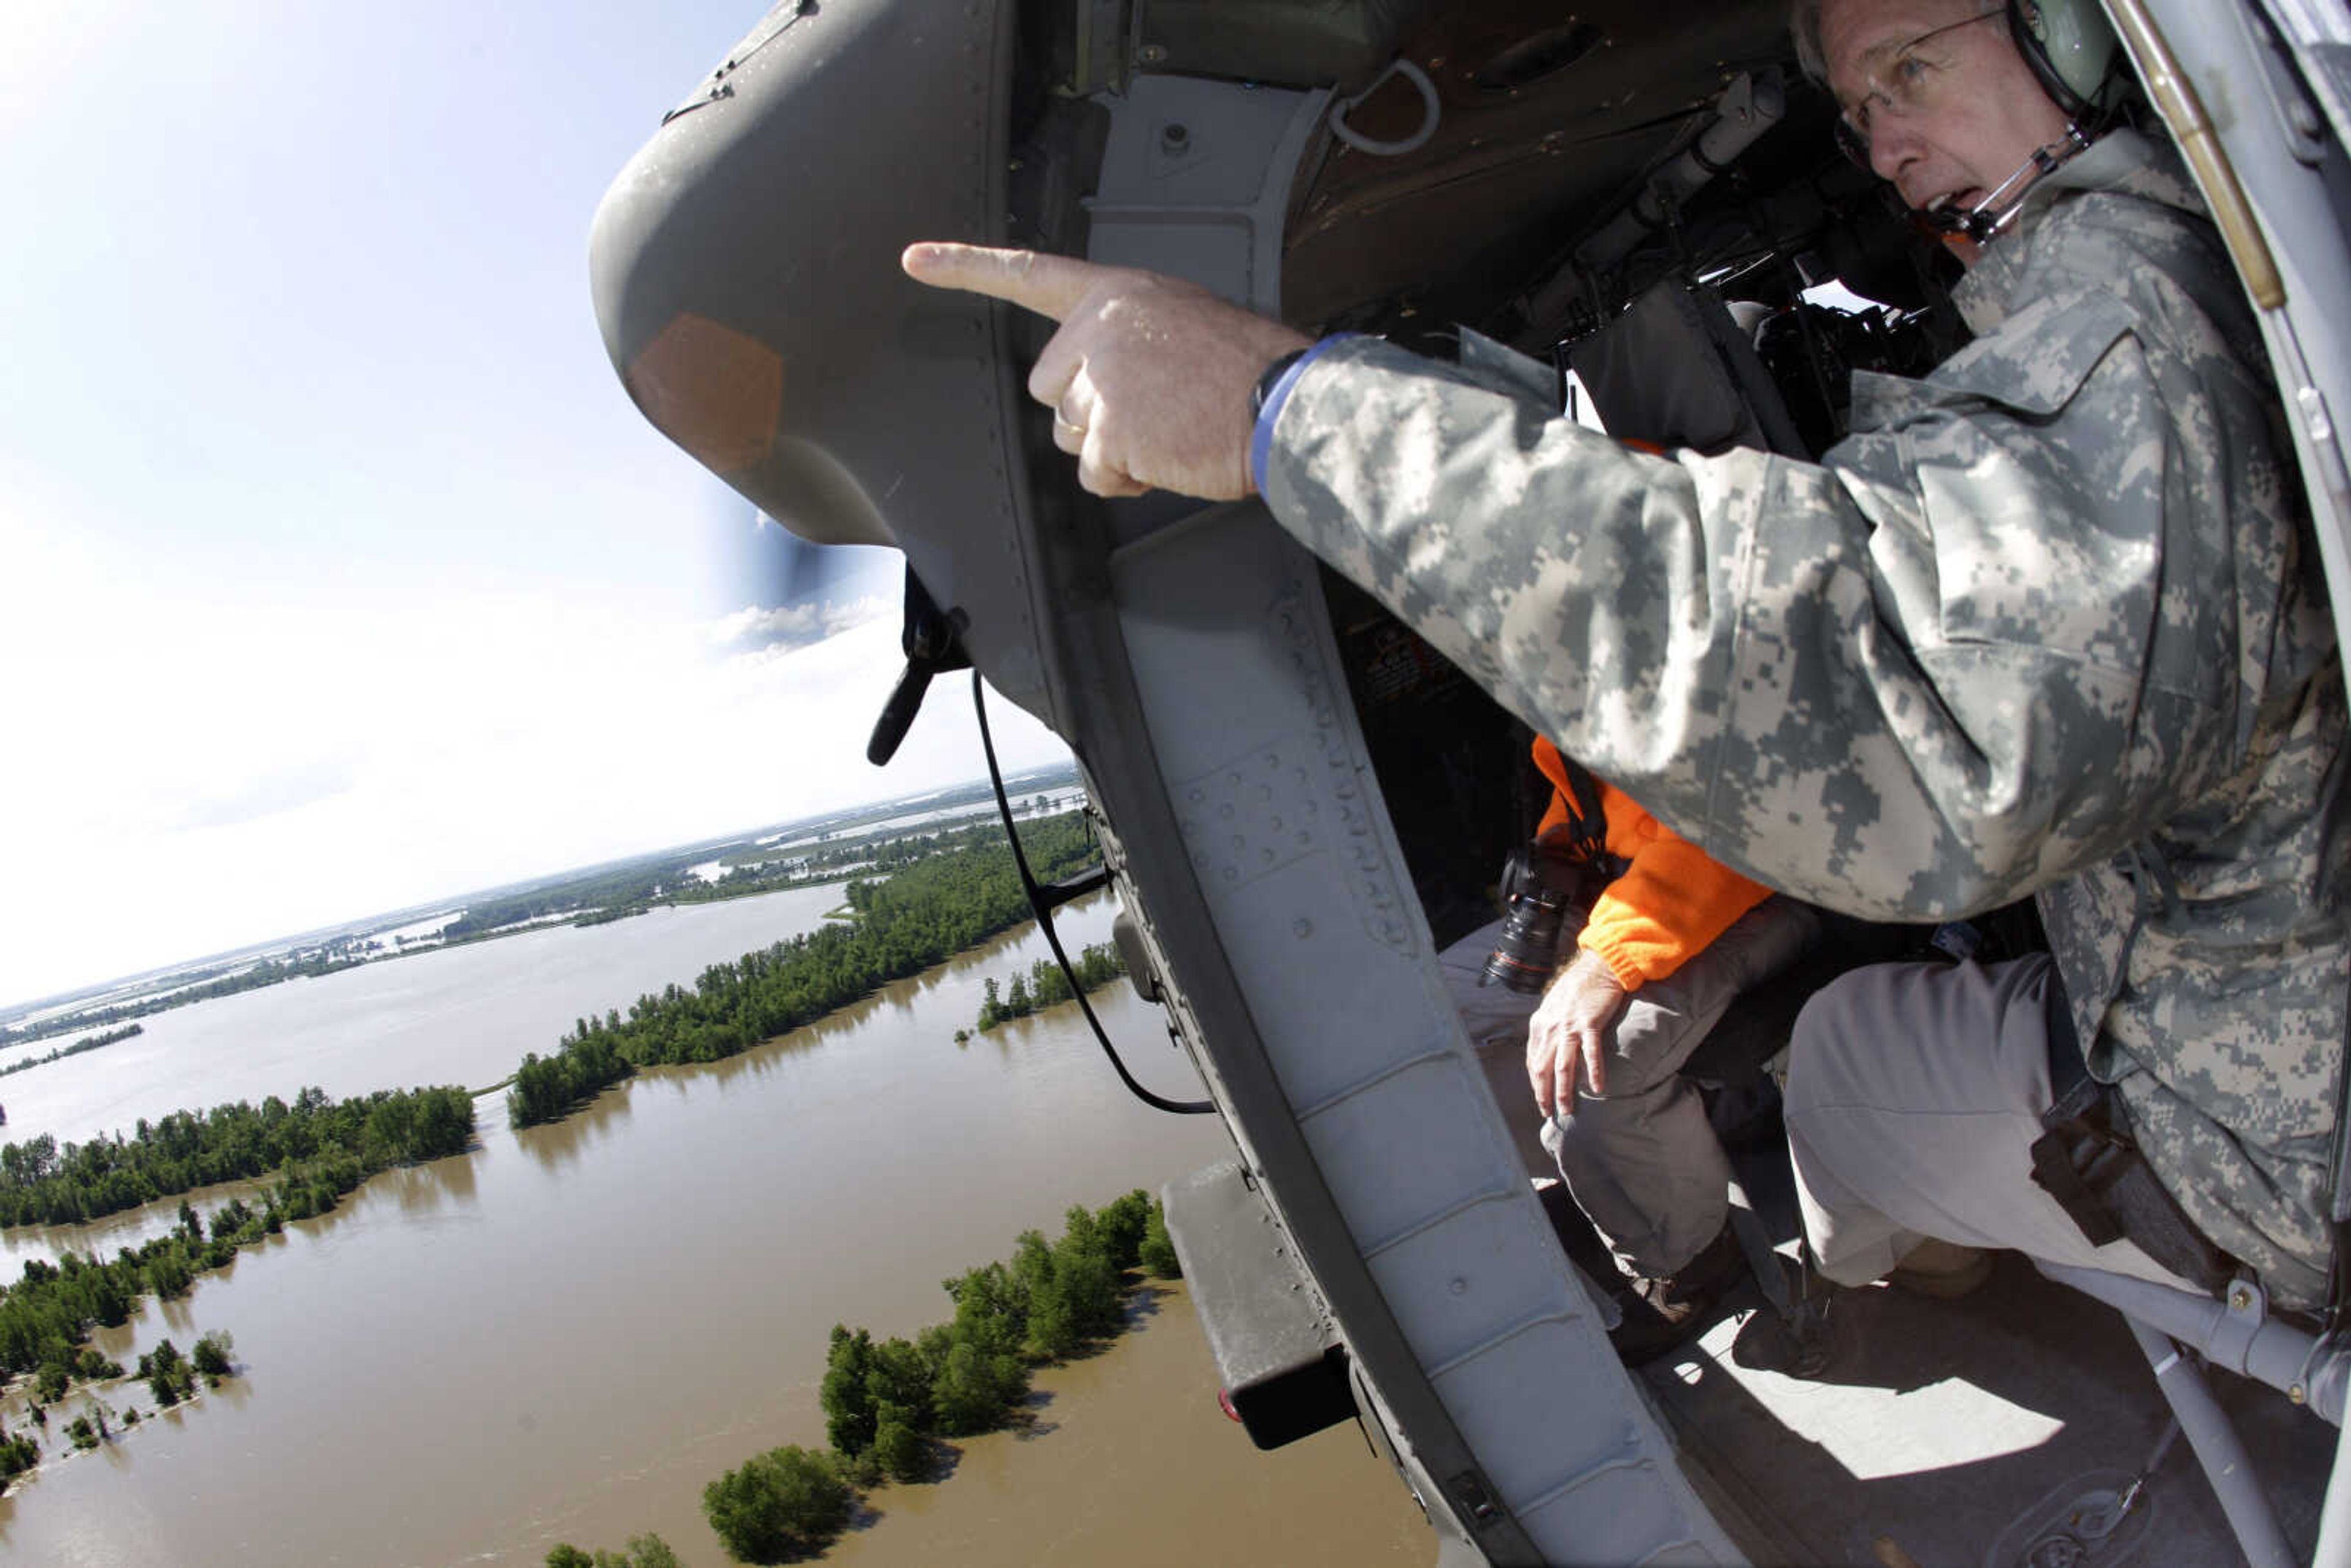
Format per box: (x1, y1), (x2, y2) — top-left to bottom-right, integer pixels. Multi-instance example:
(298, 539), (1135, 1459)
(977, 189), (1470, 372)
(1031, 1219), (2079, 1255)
(906, 0), (2349, 1314)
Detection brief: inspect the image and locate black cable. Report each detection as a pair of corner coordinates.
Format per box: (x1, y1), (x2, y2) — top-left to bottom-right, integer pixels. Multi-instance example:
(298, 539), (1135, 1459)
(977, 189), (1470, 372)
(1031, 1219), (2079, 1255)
(970, 671), (1213, 1116)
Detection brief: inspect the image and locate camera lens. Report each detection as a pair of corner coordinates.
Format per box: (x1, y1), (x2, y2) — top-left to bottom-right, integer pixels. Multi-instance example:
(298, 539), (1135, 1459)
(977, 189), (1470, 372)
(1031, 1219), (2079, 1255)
(1482, 847), (1571, 994)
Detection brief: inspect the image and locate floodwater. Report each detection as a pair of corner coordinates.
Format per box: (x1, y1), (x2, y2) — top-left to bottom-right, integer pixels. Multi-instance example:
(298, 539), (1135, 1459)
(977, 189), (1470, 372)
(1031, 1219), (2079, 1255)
(0, 890), (1432, 1567)
(822, 1280), (1430, 1568)
(0, 881), (857, 1152)
(760, 787), (1089, 858)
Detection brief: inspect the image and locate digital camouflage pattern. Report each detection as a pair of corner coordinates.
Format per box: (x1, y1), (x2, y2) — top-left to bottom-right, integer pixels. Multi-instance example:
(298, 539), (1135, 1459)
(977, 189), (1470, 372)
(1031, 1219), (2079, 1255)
(1262, 131), (2351, 1305)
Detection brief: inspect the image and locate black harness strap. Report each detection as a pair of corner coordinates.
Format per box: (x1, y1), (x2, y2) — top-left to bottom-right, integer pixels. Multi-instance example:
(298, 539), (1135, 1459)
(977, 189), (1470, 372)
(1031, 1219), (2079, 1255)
(2029, 964), (2238, 1296)
(1535, 754), (1627, 885)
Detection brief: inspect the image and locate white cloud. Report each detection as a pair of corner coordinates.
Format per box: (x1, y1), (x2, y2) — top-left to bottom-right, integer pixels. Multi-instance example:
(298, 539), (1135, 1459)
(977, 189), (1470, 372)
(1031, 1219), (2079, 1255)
(171, 752), (362, 831)
(704, 593), (893, 654)
(0, 527), (1068, 1007)
(0, 2), (1087, 1009)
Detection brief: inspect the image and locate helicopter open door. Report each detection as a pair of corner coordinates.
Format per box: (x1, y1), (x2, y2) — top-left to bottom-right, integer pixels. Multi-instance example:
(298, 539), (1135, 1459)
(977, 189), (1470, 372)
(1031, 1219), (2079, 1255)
(590, 2), (2351, 1562)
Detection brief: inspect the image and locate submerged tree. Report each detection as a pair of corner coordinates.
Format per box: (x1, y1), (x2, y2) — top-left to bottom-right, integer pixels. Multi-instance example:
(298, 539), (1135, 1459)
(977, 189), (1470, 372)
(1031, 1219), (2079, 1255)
(138, 1338), (195, 1408)
(1140, 1199), (1182, 1278)
(702, 1446), (852, 1564)
(192, 1330), (234, 1382)
(870, 1403), (926, 1483)
(545, 1536), (680, 1568)
(818, 1326), (877, 1457)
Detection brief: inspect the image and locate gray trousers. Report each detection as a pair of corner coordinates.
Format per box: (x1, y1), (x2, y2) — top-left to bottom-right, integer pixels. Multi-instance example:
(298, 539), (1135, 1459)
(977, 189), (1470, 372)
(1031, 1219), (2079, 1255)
(1784, 954), (2196, 1292)
(1441, 896), (1818, 1278)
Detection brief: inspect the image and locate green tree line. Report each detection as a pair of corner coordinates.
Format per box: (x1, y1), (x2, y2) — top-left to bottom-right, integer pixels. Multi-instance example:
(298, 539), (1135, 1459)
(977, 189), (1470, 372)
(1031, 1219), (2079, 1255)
(0, 1269), (241, 1495)
(0, 1023), (145, 1081)
(971, 942), (1124, 1033)
(1, 953), (366, 1050)
(0, 1199), (265, 1431)
(3, 775), (1081, 1054)
(696, 812), (1037, 891)
(0, 1420), (34, 1493)
(547, 1539), (680, 1568)
(442, 866), (677, 939)
(506, 812), (1108, 1129)
(0, 1084), (474, 1228)
(681, 1190), (1181, 1565)
(130, 1330), (232, 1410)
(444, 814), (1007, 939)
(534, 814), (1061, 933)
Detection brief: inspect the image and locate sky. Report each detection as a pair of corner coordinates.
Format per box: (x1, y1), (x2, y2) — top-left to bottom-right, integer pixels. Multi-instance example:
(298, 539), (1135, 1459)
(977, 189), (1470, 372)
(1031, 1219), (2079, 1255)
(0, 1), (1067, 1007)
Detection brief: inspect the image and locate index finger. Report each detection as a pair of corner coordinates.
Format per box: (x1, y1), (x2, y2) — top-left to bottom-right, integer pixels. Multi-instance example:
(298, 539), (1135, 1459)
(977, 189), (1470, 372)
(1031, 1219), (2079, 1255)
(901, 242), (1102, 323)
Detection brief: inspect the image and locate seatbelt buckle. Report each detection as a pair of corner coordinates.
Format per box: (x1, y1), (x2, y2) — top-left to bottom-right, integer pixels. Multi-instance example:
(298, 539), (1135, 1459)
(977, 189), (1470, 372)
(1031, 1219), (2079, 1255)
(2031, 1123), (2128, 1248)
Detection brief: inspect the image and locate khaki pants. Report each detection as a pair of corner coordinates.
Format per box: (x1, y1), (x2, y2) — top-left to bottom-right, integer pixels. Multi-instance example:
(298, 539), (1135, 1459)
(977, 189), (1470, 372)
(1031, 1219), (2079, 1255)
(1784, 954), (2195, 1292)
(1442, 896), (1818, 1278)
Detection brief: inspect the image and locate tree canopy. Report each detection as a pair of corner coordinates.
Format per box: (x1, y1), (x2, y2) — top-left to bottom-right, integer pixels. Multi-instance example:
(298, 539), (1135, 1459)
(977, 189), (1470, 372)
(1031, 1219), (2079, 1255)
(702, 1447), (852, 1564)
(973, 942), (1123, 1032)
(508, 812), (1109, 1128)
(703, 1192), (1181, 1562)
(0, 1084), (474, 1228)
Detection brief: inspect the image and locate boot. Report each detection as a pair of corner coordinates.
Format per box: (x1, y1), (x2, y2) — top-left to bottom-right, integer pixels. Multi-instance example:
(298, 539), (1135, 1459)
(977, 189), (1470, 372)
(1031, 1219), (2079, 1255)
(1607, 1223), (1748, 1367)
(1888, 1238), (1994, 1299)
(1730, 1244), (1844, 1379)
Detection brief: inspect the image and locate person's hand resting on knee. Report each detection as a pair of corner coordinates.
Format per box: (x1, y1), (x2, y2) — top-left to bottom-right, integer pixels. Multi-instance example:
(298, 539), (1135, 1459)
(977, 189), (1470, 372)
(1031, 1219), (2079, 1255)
(1528, 947), (1629, 1120)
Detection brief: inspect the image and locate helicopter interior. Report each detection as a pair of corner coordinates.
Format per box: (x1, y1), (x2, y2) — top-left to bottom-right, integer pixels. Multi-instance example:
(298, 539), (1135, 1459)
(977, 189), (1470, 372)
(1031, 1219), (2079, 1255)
(998, 1), (2346, 1561)
(584, 0), (2351, 1555)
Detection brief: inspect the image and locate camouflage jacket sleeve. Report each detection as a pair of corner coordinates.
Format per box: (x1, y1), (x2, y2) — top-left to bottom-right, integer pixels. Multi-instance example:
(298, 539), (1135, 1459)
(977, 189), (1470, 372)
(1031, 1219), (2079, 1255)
(1259, 204), (2293, 920)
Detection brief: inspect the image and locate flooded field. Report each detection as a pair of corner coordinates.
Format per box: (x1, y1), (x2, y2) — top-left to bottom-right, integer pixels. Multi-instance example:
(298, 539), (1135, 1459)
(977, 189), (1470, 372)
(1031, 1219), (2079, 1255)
(0, 890), (1430, 1566)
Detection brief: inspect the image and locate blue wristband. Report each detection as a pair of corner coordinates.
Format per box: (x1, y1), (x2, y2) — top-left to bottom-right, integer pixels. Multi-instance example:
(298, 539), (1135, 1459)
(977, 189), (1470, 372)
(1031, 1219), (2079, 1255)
(1250, 334), (1359, 498)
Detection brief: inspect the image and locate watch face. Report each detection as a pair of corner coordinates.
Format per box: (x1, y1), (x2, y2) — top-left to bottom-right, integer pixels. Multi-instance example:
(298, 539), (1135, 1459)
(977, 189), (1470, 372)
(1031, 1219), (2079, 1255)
(1252, 348), (1306, 418)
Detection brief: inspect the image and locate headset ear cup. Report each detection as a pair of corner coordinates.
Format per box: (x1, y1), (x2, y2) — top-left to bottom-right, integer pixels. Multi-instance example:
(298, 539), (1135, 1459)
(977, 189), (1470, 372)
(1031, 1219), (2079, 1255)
(2008, 0), (2085, 118)
(2008, 0), (2122, 120)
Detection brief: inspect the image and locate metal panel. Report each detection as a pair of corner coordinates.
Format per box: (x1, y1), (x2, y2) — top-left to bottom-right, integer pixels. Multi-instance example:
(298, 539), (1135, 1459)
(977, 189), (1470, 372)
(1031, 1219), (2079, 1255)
(1132, 0), (1433, 92)
(1107, 493), (1737, 1566)
(1364, 1198), (1581, 1373)
(587, 0), (1054, 717)
(1082, 72), (1741, 1566)
(1085, 74), (1326, 309)
(2134, 1), (2351, 657)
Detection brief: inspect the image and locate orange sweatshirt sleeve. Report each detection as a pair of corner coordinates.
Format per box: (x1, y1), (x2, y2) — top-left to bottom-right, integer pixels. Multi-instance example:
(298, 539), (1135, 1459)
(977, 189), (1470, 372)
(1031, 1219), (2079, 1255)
(1531, 740), (1771, 992)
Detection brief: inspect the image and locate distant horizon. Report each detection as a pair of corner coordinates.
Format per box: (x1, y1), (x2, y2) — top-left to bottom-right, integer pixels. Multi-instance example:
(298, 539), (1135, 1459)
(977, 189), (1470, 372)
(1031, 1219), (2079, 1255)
(0, 756), (1082, 1021)
(0, 4), (1073, 1024)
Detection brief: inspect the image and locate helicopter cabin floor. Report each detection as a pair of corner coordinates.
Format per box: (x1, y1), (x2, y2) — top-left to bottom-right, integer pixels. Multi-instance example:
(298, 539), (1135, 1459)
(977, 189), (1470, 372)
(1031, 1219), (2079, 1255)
(1529, 1134), (2339, 1567)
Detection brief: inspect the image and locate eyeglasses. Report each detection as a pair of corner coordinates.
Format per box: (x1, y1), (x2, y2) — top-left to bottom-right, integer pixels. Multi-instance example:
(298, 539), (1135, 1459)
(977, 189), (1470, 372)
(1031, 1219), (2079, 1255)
(1833, 6), (2005, 167)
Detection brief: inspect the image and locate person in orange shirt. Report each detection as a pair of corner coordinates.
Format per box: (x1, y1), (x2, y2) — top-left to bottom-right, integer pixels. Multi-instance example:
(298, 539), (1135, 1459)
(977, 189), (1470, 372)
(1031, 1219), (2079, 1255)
(1442, 737), (1818, 1361)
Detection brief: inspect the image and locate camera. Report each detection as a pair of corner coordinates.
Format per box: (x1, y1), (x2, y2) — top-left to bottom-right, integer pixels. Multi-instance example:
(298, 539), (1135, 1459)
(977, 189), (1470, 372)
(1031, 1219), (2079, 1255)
(1480, 841), (1595, 994)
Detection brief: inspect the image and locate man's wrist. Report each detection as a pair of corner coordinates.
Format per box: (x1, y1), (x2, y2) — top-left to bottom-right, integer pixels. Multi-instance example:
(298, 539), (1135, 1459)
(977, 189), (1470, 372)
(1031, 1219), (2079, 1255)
(1248, 334), (1359, 497)
(1250, 348), (1311, 422)
(1567, 942), (1633, 994)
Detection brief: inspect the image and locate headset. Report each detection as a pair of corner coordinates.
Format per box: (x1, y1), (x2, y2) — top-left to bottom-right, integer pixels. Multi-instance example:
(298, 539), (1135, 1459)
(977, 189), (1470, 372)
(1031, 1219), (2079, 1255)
(1930, 0), (2124, 243)
(2009, 0), (2123, 122)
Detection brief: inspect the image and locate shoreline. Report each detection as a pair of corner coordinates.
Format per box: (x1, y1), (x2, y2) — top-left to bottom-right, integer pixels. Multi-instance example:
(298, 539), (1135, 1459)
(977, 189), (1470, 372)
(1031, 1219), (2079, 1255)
(1, 891), (1120, 1265)
(812, 1277), (1431, 1568)
(523, 1277), (1434, 1568)
(0, 891), (1299, 1567)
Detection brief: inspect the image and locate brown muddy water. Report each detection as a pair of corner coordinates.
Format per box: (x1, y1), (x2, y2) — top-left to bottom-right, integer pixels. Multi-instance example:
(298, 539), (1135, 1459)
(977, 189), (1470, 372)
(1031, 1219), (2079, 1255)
(821, 1280), (1430, 1568)
(0, 888), (1433, 1566)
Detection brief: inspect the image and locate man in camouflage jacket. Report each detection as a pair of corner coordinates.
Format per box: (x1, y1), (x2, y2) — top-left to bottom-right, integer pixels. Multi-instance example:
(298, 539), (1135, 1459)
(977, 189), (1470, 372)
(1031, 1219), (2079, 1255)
(906, 3), (2351, 1308)
(1252, 123), (2348, 1304)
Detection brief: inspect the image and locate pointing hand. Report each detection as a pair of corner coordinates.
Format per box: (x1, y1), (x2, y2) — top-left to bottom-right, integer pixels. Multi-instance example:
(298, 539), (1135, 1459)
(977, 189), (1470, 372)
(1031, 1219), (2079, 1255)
(901, 243), (1311, 500)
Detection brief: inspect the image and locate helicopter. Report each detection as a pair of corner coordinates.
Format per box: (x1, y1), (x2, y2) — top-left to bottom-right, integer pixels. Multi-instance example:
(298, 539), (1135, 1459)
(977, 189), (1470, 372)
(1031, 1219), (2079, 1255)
(590, 2), (2351, 1561)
